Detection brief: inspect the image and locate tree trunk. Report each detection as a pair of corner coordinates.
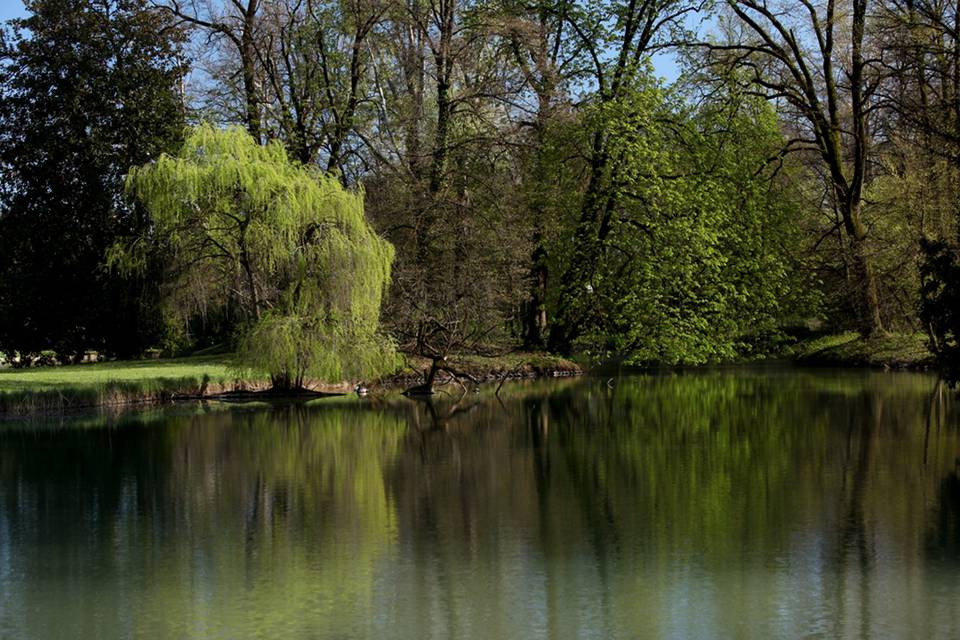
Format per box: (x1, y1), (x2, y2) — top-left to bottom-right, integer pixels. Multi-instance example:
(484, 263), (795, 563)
(414, 0), (455, 289)
(547, 156), (611, 353)
(523, 241), (548, 349)
(240, 0), (261, 142)
(238, 236), (260, 320)
(850, 232), (884, 336)
(402, 15), (425, 182)
(403, 356), (443, 395)
(516, 2), (571, 350)
(428, 0), (456, 197)
(271, 372), (293, 391)
(842, 199), (883, 336)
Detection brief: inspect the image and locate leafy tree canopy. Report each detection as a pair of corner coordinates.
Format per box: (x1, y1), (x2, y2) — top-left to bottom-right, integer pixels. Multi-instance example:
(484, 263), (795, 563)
(0, 0), (185, 358)
(547, 71), (809, 364)
(115, 125), (398, 387)
(920, 239), (960, 386)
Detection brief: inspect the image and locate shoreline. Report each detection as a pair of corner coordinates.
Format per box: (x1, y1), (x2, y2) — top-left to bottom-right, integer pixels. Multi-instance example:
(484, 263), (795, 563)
(0, 333), (942, 418)
(0, 352), (583, 419)
(786, 331), (935, 371)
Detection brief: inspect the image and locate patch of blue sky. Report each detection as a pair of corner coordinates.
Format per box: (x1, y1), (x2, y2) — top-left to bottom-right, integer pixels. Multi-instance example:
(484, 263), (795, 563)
(0, 0), (26, 24)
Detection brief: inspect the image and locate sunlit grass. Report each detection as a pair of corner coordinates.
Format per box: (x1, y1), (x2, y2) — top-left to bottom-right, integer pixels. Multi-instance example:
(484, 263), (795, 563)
(0, 355), (261, 417)
(792, 331), (933, 368)
(0, 355), (237, 393)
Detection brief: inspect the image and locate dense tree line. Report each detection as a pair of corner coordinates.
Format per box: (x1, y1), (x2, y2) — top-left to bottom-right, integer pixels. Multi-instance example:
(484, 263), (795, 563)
(1, 0), (959, 378)
(0, 0), (185, 356)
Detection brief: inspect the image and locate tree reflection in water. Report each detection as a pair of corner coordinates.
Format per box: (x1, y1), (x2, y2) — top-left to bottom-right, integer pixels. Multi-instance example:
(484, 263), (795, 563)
(1, 369), (959, 639)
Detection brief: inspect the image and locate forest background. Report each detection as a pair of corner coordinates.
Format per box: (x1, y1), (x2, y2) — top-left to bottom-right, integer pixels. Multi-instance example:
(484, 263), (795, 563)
(1, 0), (959, 383)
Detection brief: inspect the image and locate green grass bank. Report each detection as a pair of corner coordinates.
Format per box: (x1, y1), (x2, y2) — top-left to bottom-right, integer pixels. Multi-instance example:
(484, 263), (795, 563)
(789, 331), (935, 369)
(0, 356), (256, 417)
(1, 335), (937, 418)
(0, 352), (581, 417)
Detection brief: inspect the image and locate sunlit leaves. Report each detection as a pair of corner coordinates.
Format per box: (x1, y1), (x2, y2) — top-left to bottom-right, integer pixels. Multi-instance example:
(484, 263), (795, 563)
(550, 72), (806, 364)
(118, 125), (398, 385)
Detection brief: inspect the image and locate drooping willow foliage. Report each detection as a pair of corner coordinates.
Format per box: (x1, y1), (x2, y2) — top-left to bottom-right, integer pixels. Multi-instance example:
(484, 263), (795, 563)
(115, 124), (397, 387)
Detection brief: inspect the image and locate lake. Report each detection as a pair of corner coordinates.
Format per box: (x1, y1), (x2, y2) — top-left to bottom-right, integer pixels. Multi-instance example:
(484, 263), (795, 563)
(1, 368), (959, 639)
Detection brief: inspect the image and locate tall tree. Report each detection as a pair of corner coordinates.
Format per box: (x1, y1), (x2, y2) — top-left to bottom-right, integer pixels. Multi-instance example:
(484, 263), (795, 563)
(874, 0), (960, 374)
(115, 125), (398, 387)
(706, 0), (886, 335)
(257, 0), (386, 174)
(364, 0), (532, 361)
(540, 68), (807, 363)
(498, 0), (574, 348)
(160, 0), (264, 140)
(547, 0), (701, 352)
(0, 0), (186, 358)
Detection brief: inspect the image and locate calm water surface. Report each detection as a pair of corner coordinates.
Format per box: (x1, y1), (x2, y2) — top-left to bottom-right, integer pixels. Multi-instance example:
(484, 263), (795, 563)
(1, 368), (960, 639)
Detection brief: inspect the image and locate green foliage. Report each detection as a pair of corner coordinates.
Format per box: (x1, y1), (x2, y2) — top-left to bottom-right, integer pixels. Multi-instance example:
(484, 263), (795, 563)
(0, 404), (409, 633)
(548, 72), (809, 364)
(118, 125), (398, 386)
(0, 0), (185, 357)
(238, 310), (398, 387)
(920, 239), (960, 384)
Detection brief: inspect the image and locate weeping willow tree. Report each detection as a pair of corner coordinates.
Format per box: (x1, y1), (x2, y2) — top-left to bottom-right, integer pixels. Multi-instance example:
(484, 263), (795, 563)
(113, 124), (397, 388)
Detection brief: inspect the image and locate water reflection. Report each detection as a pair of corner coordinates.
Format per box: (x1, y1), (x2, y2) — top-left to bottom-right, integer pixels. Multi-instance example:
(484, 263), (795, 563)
(1, 369), (959, 639)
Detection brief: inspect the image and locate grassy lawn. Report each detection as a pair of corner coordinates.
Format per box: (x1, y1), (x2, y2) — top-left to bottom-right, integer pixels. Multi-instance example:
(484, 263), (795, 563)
(0, 355), (260, 417)
(791, 331), (934, 368)
(0, 355), (240, 394)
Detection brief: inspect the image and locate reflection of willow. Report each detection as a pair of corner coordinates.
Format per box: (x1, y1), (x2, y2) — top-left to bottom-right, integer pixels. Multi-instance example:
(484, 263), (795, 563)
(142, 404), (408, 637)
(0, 404), (408, 639)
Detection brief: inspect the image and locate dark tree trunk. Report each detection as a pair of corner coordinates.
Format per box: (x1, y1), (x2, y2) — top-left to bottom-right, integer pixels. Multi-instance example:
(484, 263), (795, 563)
(841, 197), (884, 336)
(240, 0), (261, 142)
(850, 231), (884, 336)
(547, 151), (612, 353)
(523, 241), (549, 349)
(404, 356), (443, 395)
(271, 373), (290, 390)
(427, 0), (455, 197)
